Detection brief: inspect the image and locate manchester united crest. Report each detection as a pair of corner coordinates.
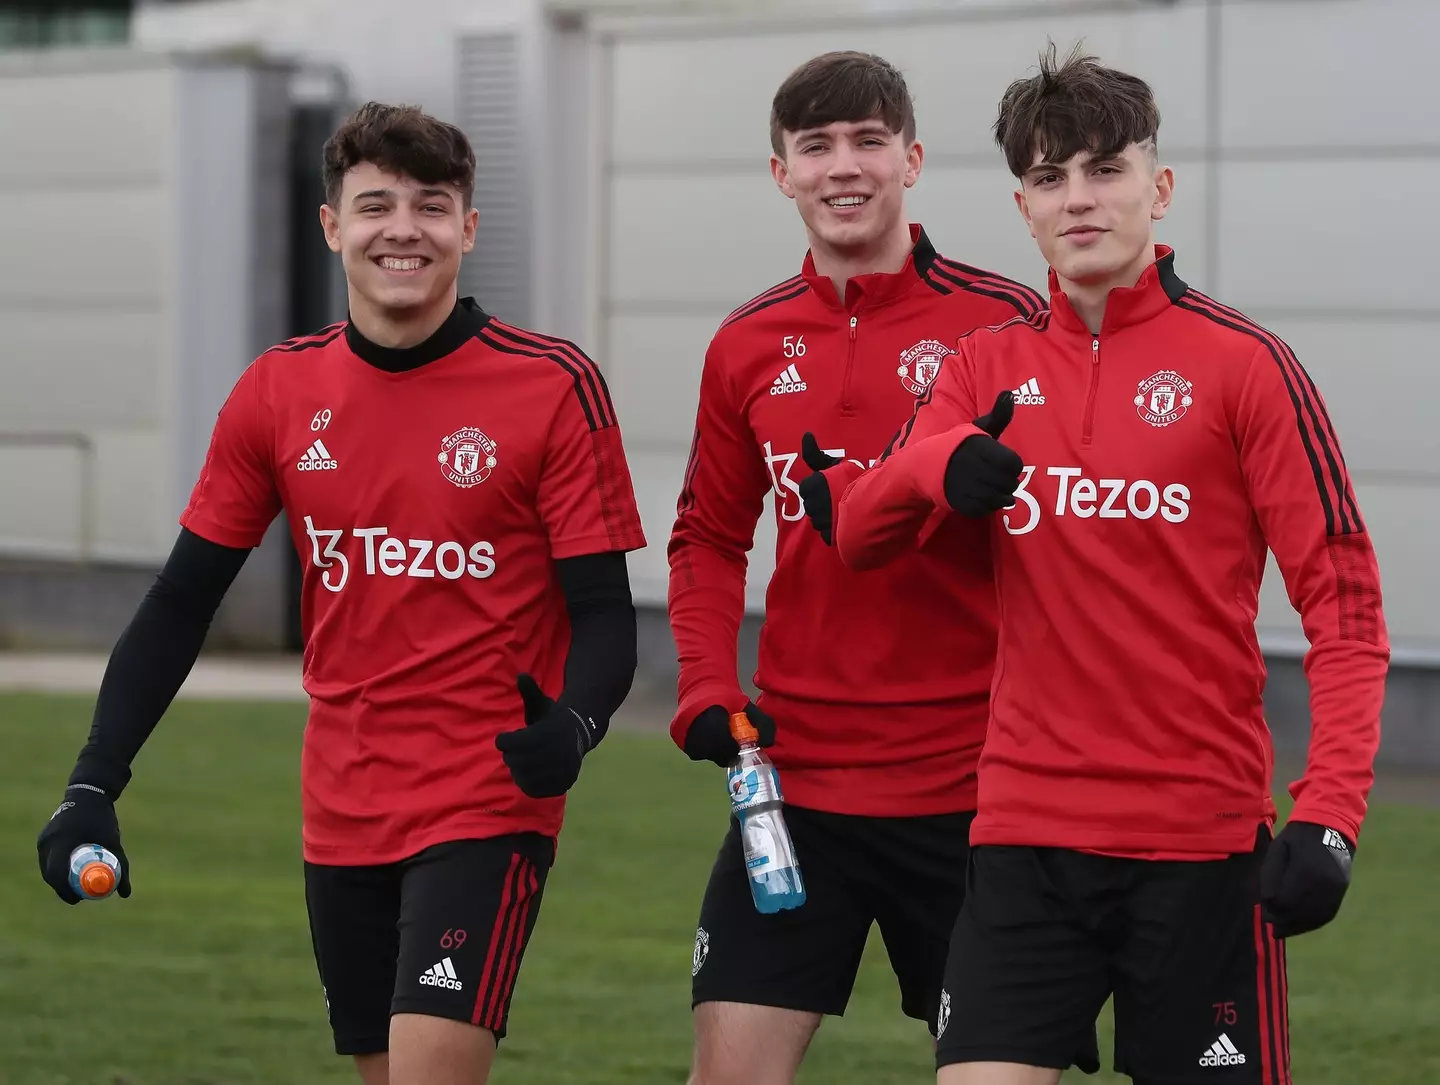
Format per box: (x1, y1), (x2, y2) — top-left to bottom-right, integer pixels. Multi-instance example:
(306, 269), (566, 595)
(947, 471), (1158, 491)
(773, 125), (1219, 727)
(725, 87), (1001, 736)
(1134, 370), (1194, 428)
(437, 427), (498, 488)
(897, 339), (952, 396)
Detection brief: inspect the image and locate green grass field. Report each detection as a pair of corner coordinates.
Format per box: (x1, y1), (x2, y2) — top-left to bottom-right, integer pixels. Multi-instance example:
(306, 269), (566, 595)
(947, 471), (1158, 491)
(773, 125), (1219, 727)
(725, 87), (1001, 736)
(2, 692), (1438, 1085)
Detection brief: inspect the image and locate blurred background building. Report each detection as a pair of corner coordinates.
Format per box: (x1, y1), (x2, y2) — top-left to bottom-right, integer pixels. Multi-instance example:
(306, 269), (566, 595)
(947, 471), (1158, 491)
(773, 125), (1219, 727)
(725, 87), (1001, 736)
(1, 0), (1435, 761)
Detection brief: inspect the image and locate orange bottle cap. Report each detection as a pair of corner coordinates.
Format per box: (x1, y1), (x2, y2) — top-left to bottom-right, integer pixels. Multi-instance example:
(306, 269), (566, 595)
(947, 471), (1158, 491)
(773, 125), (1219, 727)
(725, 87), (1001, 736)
(78, 861), (116, 898)
(729, 711), (758, 744)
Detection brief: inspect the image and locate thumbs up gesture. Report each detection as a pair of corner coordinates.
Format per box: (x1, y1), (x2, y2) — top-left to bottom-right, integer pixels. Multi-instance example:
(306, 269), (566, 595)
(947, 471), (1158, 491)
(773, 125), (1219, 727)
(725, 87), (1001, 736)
(942, 391), (1024, 518)
(797, 432), (843, 544)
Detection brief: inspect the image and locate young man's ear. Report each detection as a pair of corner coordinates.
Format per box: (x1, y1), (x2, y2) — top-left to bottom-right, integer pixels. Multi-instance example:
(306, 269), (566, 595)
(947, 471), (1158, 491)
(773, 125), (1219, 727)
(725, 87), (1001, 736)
(903, 138), (924, 189)
(462, 207), (479, 254)
(1013, 188), (1037, 239)
(320, 204), (342, 253)
(1150, 165), (1176, 223)
(770, 151), (796, 200)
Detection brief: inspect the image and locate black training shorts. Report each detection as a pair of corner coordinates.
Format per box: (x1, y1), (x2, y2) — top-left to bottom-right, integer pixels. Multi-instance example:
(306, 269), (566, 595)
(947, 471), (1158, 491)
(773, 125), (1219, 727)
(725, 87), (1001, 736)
(691, 805), (973, 1031)
(304, 834), (553, 1055)
(937, 825), (1289, 1083)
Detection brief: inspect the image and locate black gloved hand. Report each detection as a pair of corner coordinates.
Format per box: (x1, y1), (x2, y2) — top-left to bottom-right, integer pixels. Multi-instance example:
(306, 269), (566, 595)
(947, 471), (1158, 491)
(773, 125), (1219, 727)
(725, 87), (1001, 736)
(496, 674), (605, 798)
(798, 433), (843, 545)
(1260, 821), (1355, 938)
(37, 784), (132, 905)
(943, 391), (1023, 518)
(683, 702), (776, 768)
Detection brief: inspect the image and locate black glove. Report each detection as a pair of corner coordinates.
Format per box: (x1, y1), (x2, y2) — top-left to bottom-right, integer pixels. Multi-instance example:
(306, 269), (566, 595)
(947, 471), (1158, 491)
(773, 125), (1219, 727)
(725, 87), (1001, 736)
(1260, 821), (1355, 938)
(798, 433), (843, 545)
(943, 391), (1023, 518)
(683, 702), (776, 768)
(496, 674), (605, 798)
(37, 784), (132, 905)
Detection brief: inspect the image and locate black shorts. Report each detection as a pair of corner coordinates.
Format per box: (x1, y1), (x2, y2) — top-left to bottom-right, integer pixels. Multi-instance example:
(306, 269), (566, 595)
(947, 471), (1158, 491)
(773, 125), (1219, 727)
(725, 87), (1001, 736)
(304, 834), (553, 1055)
(690, 805), (972, 1032)
(938, 825), (1289, 1084)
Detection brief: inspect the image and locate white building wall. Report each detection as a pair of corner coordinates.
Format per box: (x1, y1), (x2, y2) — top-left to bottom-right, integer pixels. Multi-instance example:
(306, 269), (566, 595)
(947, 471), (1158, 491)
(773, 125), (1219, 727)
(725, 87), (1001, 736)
(585, 0), (1440, 662)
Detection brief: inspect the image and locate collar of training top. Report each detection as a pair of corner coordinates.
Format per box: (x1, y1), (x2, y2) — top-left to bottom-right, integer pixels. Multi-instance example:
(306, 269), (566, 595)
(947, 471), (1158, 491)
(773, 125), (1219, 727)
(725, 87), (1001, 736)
(345, 296), (493, 372)
(801, 222), (938, 311)
(1047, 244), (1189, 335)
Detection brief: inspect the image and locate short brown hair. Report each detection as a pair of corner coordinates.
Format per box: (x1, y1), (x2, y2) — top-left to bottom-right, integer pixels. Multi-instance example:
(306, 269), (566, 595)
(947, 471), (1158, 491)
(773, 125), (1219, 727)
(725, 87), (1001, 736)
(322, 101), (477, 208)
(993, 42), (1160, 178)
(770, 51), (916, 157)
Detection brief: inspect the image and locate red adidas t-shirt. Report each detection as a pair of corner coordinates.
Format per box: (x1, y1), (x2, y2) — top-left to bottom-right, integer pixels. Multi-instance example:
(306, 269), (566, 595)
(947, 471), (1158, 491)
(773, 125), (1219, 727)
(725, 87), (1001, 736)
(180, 298), (647, 865)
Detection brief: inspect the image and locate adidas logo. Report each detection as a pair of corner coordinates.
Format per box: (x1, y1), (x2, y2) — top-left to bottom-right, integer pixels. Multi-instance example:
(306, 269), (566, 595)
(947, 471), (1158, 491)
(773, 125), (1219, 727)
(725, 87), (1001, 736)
(297, 439), (339, 471)
(770, 364), (807, 395)
(1198, 1034), (1246, 1067)
(1323, 827), (1350, 855)
(1011, 377), (1045, 406)
(419, 957), (462, 991)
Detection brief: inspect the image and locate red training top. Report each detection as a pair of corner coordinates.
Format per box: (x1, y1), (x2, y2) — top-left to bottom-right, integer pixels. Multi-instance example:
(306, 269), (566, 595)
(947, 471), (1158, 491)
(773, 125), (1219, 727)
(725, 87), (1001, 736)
(181, 298), (647, 864)
(835, 247), (1388, 855)
(668, 225), (1045, 816)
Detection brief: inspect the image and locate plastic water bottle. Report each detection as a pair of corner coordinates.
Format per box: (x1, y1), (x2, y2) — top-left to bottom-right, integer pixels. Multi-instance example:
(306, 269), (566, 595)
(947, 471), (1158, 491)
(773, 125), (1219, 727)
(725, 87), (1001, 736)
(725, 711), (806, 914)
(68, 844), (121, 901)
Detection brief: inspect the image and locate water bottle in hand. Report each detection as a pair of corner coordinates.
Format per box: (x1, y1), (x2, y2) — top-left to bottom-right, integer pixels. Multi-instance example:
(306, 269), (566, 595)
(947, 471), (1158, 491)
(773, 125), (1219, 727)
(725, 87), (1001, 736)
(726, 711), (805, 914)
(68, 844), (121, 901)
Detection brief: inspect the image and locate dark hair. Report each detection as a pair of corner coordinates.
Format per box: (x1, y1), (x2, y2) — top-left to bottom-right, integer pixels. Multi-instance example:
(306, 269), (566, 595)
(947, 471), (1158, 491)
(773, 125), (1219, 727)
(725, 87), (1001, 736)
(770, 51), (916, 157)
(322, 101), (476, 208)
(993, 42), (1160, 178)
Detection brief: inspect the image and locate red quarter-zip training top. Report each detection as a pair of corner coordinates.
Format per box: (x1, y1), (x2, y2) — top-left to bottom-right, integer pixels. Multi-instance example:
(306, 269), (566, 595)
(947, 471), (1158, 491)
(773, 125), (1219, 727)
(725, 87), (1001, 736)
(668, 225), (1045, 816)
(834, 247), (1388, 853)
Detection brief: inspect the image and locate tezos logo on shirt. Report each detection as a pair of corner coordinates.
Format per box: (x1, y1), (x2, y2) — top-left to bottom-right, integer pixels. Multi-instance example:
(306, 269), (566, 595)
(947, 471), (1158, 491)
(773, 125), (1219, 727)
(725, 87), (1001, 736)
(304, 517), (496, 592)
(1001, 466), (1191, 536)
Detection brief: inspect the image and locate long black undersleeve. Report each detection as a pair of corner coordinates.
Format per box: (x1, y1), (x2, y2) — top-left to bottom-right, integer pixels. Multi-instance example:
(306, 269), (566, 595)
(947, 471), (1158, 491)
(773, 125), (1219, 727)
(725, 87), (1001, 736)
(554, 551), (637, 729)
(69, 528), (251, 797)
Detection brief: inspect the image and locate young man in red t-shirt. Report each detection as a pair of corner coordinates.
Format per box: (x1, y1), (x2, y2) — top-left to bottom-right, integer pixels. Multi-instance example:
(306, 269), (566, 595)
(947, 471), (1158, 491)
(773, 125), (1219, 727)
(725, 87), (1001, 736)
(667, 52), (1058, 1084)
(36, 102), (646, 1084)
(826, 47), (1388, 1085)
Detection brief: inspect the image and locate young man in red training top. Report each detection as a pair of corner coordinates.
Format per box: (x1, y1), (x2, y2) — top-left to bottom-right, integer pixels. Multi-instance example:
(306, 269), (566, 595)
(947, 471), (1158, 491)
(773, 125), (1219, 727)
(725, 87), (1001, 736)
(667, 52), (1054, 1085)
(827, 46), (1389, 1085)
(36, 103), (647, 1085)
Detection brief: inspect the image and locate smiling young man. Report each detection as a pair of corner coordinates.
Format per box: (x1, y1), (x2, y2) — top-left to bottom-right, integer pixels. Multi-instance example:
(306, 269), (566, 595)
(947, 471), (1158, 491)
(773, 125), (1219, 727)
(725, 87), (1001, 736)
(828, 46), (1389, 1085)
(666, 52), (1052, 1085)
(35, 102), (647, 1085)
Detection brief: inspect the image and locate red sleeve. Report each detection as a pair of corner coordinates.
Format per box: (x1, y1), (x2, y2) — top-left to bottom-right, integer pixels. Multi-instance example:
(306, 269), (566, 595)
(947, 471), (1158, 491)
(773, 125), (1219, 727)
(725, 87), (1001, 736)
(538, 369), (647, 559)
(1235, 342), (1389, 841)
(666, 338), (771, 746)
(833, 338), (984, 570)
(179, 362), (282, 549)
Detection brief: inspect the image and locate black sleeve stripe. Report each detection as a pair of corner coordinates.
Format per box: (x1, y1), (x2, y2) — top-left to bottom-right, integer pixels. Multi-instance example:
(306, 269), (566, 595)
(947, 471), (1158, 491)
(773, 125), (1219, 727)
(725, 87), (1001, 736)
(267, 327), (345, 354)
(1174, 293), (1360, 536)
(720, 282), (810, 330)
(484, 322), (617, 431)
(934, 258), (1047, 317)
(1181, 290), (1363, 534)
(925, 261), (1043, 318)
(476, 327), (613, 432)
(487, 320), (616, 425)
(879, 381), (939, 464)
(1185, 292), (1365, 534)
(721, 275), (805, 328)
(676, 424), (702, 516)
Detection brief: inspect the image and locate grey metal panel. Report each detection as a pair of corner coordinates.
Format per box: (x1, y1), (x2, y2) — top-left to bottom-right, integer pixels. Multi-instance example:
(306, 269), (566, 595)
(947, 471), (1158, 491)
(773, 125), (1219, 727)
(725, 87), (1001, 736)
(456, 31), (533, 326)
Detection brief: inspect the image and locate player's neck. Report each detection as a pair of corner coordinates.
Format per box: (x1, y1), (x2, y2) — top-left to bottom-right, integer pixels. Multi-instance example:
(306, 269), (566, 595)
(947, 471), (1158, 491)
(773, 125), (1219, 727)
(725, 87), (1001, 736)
(347, 286), (459, 350)
(808, 219), (915, 301)
(1057, 246), (1158, 334)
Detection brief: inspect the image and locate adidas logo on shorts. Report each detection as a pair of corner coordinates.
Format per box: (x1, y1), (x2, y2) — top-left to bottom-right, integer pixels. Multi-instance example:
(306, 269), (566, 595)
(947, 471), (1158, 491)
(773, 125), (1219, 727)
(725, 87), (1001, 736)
(1198, 1033), (1246, 1067)
(419, 956), (463, 991)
